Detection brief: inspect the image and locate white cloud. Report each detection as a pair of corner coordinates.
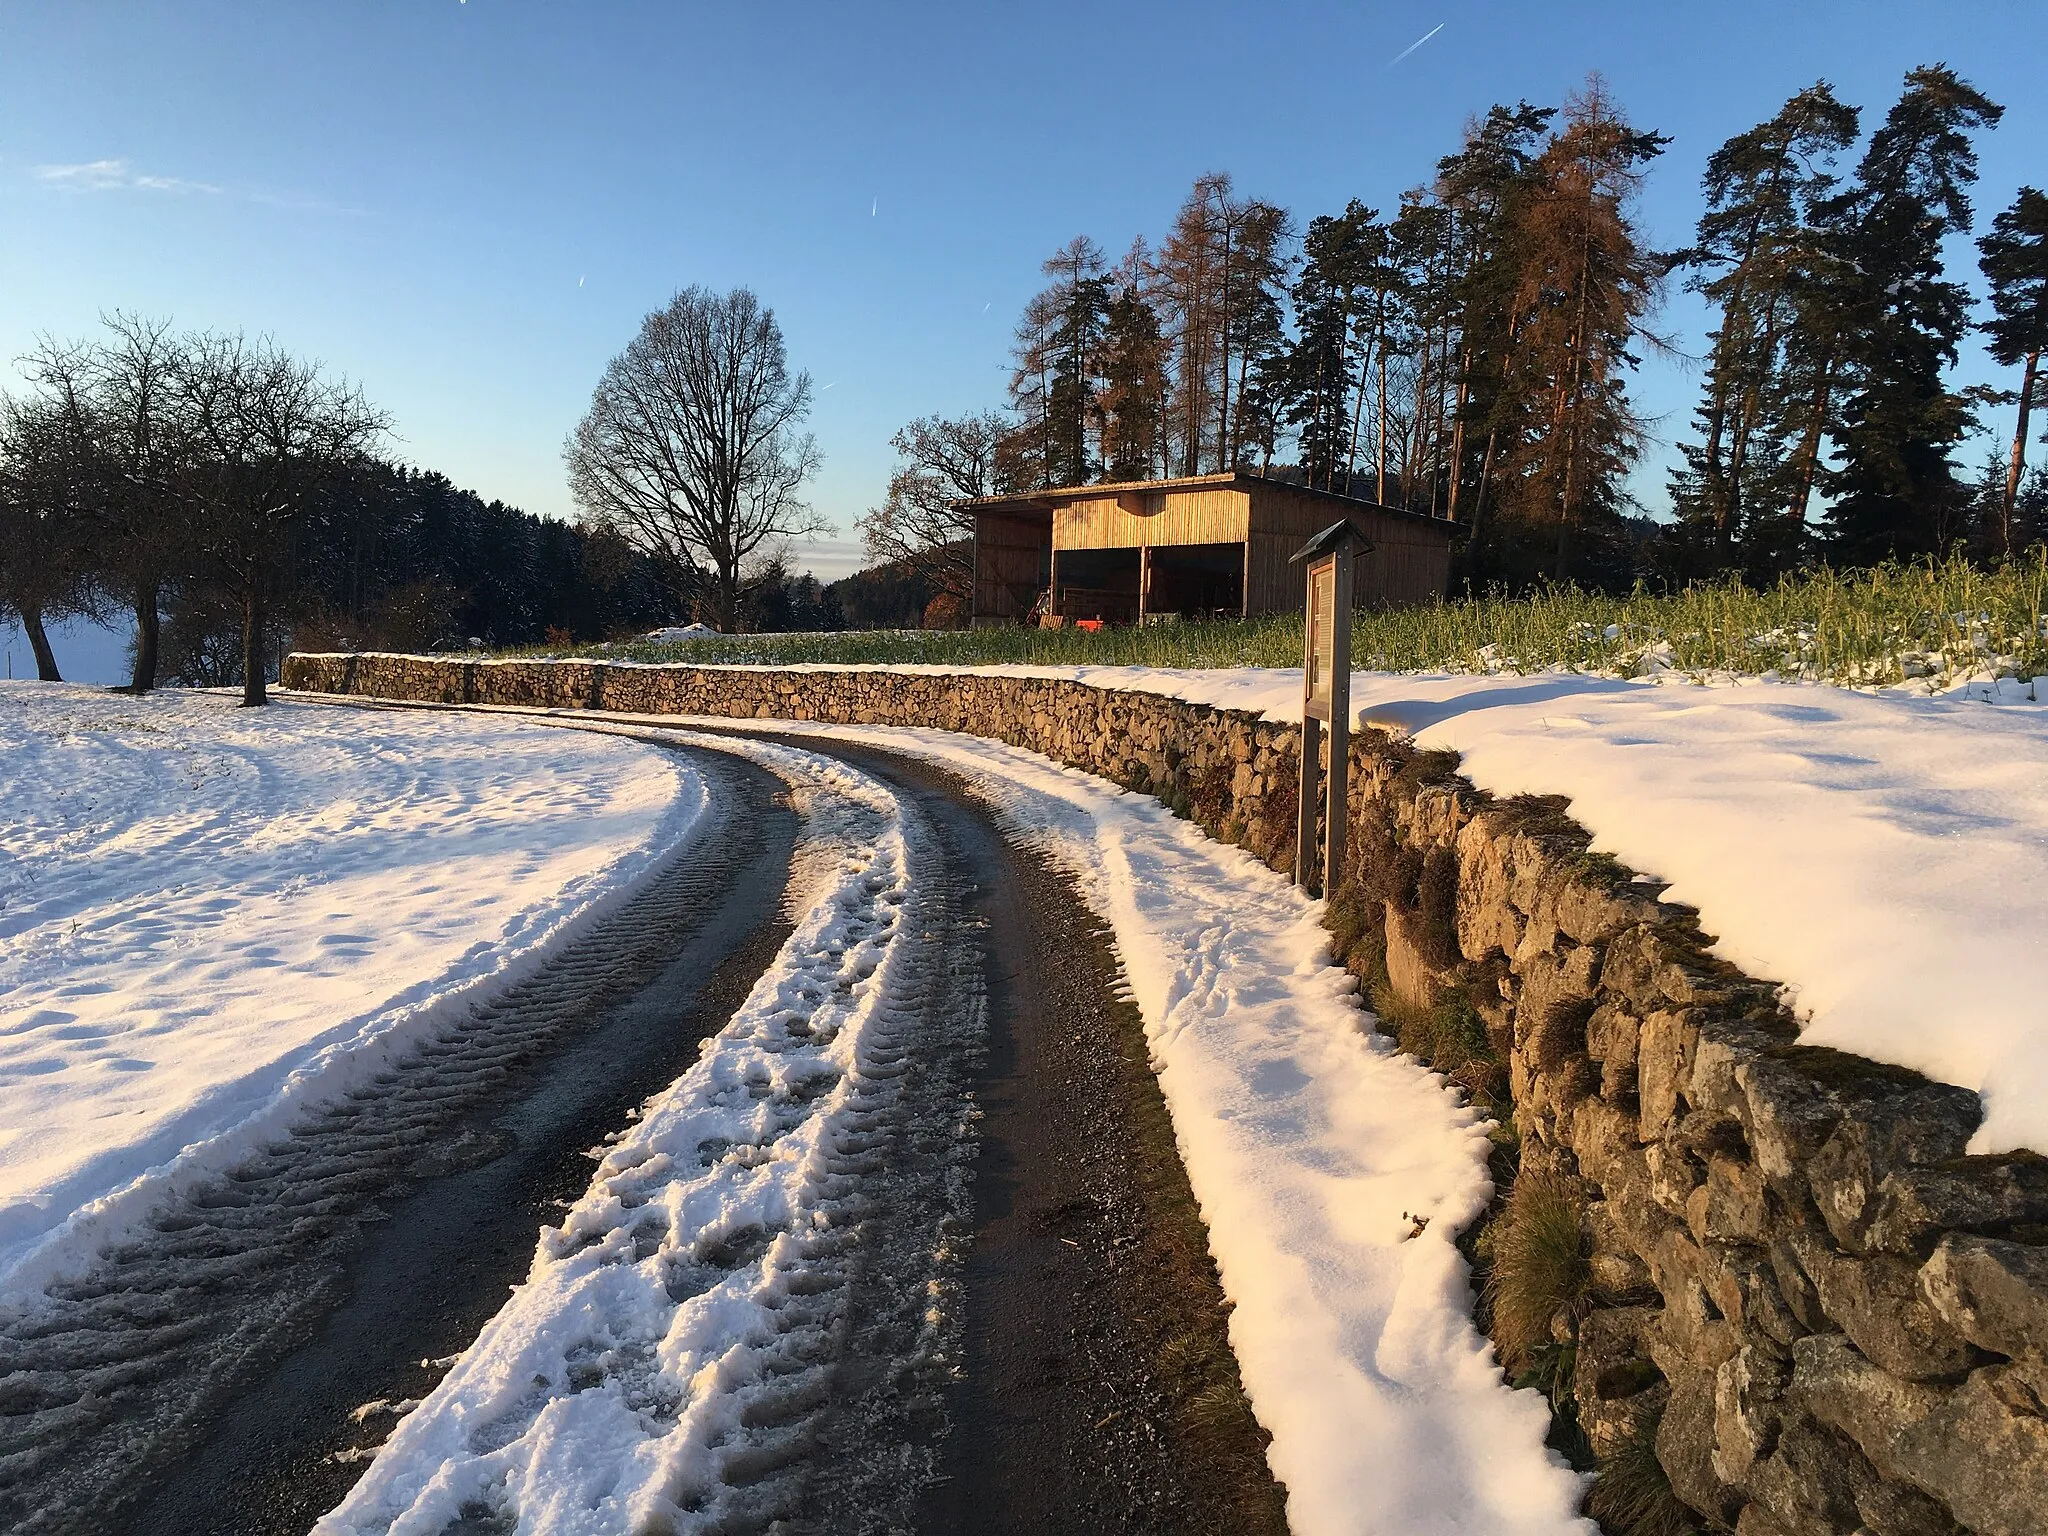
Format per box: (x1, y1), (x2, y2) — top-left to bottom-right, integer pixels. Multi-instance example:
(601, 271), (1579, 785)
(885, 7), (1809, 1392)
(30, 158), (360, 213)
(35, 158), (220, 195)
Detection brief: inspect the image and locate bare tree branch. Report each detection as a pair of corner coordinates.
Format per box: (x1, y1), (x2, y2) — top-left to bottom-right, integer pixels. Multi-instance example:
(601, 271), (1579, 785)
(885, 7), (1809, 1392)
(565, 287), (823, 631)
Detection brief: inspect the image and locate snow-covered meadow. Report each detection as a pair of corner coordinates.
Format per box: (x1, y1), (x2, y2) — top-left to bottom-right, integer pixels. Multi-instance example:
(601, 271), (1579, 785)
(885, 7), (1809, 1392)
(0, 683), (700, 1292)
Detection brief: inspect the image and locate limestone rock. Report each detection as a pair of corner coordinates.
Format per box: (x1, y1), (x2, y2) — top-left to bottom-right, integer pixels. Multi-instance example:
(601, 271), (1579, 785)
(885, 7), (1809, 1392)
(1866, 1155), (2048, 1259)
(1658, 1364), (1746, 1528)
(1808, 1084), (1981, 1252)
(1712, 1340), (1791, 1484)
(1919, 1234), (2048, 1363)
(1784, 1231), (1977, 1381)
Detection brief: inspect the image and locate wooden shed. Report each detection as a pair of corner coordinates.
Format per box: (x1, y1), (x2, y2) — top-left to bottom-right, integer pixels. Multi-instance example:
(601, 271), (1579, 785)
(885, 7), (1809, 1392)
(964, 472), (1455, 626)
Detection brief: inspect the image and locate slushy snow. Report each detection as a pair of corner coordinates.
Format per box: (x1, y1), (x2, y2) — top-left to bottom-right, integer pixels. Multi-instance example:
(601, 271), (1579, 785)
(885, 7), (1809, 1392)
(318, 735), (972, 1536)
(0, 683), (701, 1290)
(318, 711), (1594, 1536)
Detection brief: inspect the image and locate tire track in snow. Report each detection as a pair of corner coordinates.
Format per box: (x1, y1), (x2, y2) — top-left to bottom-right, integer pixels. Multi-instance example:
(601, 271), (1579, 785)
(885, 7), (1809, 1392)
(316, 738), (987, 1536)
(0, 749), (787, 1536)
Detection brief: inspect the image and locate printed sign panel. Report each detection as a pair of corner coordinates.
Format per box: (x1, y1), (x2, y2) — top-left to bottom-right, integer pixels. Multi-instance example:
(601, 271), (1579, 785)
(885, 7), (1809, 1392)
(1305, 559), (1335, 719)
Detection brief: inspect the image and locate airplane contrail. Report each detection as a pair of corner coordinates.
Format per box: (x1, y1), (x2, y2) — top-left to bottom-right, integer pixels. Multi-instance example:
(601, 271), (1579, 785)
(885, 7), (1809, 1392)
(1389, 21), (1443, 66)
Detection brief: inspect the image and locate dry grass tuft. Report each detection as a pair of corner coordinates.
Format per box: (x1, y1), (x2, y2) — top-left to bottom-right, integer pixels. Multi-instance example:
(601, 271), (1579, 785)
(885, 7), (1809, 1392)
(1585, 1403), (1703, 1536)
(1483, 1173), (1593, 1376)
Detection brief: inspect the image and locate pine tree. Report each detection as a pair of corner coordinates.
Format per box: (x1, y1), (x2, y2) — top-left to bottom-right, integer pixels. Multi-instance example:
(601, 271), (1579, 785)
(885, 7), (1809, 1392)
(1823, 65), (2003, 563)
(1979, 186), (2048, 556)
(1668, 84), (1859, 577)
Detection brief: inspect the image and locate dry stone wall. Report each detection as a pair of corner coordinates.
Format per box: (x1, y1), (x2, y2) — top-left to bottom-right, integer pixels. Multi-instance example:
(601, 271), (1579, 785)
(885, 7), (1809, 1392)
(284, 651), (2048, 1536)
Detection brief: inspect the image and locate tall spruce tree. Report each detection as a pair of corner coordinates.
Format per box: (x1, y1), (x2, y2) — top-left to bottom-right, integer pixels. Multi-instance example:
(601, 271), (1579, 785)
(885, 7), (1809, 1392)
(1011, 237), (1110, 487)
(1433, 103), (1555, 567)
(1822, 66), (2003, 563)
(1098, 245), (1170, 482)
(1979, 186), (2048, 556)
(1281, 202), (1383, 490)
(1669, 84), (1859, 577)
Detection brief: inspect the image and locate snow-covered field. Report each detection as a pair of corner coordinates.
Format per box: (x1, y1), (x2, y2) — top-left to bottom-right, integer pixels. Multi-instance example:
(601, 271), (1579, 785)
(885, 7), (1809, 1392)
(0, 683), (701, 1292)
(571, 658), (2048, 1155)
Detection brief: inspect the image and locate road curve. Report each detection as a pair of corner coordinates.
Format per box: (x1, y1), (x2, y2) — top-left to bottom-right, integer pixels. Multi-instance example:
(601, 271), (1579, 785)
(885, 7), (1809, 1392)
(1, 720), (1285, 1534)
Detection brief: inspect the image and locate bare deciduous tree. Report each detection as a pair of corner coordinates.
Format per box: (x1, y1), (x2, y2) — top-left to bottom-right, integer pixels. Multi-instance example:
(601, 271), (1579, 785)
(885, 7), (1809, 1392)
(178, 333), (387, 705)
(566, 287), (822, 632)
(84, 313), (195, 692)
(854, 411), (1010, 604)
(0, 388), (97, 681)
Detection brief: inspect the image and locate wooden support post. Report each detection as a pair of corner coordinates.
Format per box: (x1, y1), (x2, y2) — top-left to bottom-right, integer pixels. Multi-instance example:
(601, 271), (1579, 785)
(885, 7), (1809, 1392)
(1138, 545), (1151, 624)
(1323, 543), (1353, 899)
(1295, 712), (1323, 890)
(1290, 523), (1365, 896)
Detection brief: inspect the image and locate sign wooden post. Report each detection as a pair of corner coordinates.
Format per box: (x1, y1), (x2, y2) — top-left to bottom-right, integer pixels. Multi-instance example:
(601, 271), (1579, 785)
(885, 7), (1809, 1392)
(1291, 523), (1368, 896)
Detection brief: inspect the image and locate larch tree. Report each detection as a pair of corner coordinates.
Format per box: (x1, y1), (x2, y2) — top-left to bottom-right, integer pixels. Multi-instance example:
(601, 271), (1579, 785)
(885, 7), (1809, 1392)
(1822, 65), (2003, 564)
(1668, 83), (1860, 576)
(1153, 176), (1225, 475)
(1150, 175), (1291, 475)
(854, 410), (1011, 603)
(1495, 77), (1669, 582)
(1978, 186), (2048, 556)
(566, 287), (822, 632)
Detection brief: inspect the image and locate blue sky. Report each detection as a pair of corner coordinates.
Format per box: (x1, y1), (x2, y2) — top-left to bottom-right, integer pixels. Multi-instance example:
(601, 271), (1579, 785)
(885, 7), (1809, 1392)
(4, 0), (2044, 626)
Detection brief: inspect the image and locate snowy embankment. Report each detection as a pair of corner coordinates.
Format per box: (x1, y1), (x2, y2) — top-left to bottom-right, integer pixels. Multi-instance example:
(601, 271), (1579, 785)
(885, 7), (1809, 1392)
(1031, 664), (2048, 1155)
(319, 713), (1593, 1536)
(0, 683), (702, 1293)
(602, 656), (2048, 1155)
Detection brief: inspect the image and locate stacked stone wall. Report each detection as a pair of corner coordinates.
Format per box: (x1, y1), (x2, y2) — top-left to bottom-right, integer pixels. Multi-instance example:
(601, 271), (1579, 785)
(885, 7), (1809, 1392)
(282, 652), (2048, 1535)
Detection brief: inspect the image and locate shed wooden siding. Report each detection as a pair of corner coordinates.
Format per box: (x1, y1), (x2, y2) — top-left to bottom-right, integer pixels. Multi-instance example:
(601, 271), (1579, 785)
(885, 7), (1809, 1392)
(972, 510), (1050, 623)
(1052, 487), (1250, 551)
(1243, 485), (1452, 611)
(966, 473), (1454, 623)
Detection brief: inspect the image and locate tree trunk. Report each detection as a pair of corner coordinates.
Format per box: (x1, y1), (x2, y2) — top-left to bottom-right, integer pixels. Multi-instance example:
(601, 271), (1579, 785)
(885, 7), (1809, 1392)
(1376, 349), (1389, 505)
(1446, 346), (1472, 523)
(2005, 350), (2039, 557)
(240, 579), (268, 707)
(131, 578), (161, 694)
(21, 604), (61, 682)
(1345, 309), (1377, 497)
(1468, 429), (1499, 584)
(1787, 351), (1837, 530)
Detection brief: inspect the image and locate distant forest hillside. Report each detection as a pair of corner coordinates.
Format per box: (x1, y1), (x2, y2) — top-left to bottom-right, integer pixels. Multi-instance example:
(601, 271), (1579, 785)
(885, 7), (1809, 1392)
(250, 461), (683, 678)
(286, 465), (942, 667)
